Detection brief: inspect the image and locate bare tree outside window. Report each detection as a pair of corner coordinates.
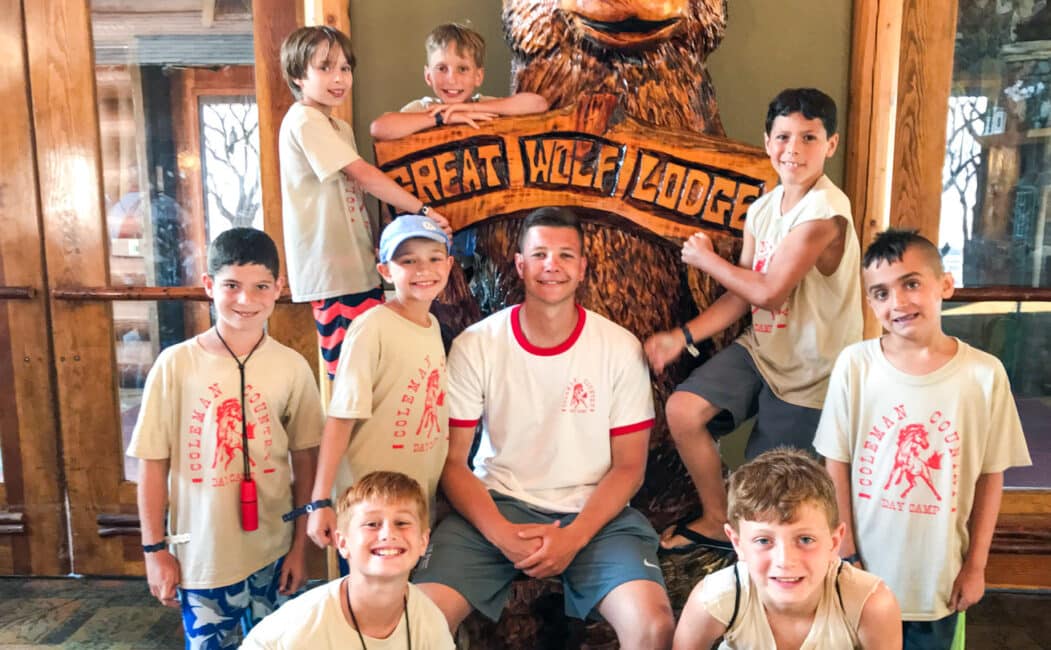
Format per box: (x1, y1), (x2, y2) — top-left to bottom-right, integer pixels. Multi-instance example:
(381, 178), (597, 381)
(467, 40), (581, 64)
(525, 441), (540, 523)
(940, 96), (987, 286)
(200, 96), (262, 236)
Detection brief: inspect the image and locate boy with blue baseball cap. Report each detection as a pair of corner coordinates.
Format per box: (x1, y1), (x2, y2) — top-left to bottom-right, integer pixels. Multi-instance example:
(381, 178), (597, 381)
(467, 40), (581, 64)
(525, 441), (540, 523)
(307, 215), (454, 558)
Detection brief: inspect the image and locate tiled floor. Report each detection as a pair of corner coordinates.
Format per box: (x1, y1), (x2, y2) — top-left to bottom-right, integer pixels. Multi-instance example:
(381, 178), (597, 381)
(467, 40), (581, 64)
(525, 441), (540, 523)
(0, 577), (1047, 648)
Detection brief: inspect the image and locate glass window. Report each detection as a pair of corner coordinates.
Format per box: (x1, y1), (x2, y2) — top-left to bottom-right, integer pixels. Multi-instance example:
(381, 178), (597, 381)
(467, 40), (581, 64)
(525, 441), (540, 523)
(942, 1), (1051, 289)
(942, 1), (1050, 490)
(91, 1), (257, 482)
(943, 301), (1050, 488)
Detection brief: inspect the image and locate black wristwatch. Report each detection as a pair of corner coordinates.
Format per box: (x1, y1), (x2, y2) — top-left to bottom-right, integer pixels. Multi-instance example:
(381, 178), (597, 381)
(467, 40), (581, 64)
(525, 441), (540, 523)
(434, 111), (445, 127)
(420, 204), (431, 217)
(142, 541), (166, 553)
(681, 325), (700, 358)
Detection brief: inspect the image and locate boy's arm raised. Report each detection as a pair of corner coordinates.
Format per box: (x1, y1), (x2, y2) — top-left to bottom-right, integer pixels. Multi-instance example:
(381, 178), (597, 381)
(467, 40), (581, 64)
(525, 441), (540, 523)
(672, 579), (728, 650)
(342, 159), (452, 237)
(951, 471), (1003, 611)
(856, 582), (903, 649)
(280, 446), (318, 594)
(644, 231), (755, 372)
(683, 216), (844, 311)
(138, 458), (180, 607)
(307, 416), (355, 548)
(440, 424), (541, 565)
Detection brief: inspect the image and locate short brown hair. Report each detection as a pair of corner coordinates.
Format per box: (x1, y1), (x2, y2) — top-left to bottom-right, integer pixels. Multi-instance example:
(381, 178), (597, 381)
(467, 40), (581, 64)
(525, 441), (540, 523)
(425, 23), (485, 68)
(862, 228), (945, 275)
(727, 447), (839, 531)
(280, 26), (355, 100)
(518, 206), (584, 252)
(336, 471), (428, 532)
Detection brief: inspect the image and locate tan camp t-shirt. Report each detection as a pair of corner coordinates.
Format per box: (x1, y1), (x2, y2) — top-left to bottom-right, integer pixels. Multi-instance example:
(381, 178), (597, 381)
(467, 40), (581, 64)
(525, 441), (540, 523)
(736, 175), (861, 408)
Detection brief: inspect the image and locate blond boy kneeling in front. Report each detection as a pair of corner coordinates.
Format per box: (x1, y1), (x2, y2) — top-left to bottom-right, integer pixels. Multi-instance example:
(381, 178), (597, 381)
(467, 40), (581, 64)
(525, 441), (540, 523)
(674, 448), (901, 650)
(243, 471), (454, 649)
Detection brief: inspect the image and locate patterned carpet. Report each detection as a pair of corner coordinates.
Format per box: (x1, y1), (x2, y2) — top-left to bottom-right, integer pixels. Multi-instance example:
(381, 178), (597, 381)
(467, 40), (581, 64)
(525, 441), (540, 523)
(0, 576), (1048, 648)
(0, 577), (182, 649)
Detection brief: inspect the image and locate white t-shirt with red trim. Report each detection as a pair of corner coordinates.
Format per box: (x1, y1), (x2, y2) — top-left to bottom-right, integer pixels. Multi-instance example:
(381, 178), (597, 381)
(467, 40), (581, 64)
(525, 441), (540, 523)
(447, 305), (655, 513)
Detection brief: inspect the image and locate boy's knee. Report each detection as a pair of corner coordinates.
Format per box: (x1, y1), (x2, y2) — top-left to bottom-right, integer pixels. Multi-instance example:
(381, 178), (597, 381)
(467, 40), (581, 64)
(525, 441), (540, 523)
(619, 601), (675, 648)
(665, 391), (719, 439)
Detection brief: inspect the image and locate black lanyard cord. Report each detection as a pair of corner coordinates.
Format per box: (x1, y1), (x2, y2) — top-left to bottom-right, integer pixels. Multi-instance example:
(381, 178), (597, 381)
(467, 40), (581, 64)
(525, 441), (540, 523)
(214, 329), (266, 478)
(347, 586), (411, 650)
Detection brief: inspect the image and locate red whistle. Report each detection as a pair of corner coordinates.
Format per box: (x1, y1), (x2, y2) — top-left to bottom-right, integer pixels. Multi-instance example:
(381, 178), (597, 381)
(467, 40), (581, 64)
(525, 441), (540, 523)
(240, 478), (258, 531)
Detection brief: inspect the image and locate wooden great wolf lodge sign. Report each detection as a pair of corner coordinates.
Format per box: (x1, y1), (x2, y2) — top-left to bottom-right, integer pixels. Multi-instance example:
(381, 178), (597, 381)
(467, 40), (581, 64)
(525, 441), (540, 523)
(373, 94), (777, 242)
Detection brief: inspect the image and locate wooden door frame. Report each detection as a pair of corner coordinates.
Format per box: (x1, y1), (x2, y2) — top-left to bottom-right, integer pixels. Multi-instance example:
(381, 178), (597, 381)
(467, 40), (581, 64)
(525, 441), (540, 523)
(18, 0), (318, 576)
(0, 0), (66, 575)
(846, 0), (1051, 588)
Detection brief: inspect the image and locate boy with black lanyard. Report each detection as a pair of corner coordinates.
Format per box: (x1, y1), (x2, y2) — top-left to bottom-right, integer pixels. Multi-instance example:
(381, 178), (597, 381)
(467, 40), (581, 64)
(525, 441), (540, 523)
(128, 228), (324, 648)
(243, 471), (455, 649)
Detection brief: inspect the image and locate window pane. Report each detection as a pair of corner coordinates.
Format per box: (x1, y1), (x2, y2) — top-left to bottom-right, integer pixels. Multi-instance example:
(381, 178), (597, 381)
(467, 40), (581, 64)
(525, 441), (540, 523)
(91, 1), (256, 481)
(943, 301), (1050, 488)
(942, 3), (1051, 288)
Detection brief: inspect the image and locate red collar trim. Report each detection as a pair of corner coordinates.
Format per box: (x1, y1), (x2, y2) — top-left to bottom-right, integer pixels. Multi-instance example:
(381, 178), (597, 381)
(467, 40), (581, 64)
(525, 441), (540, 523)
(510, 304), (586, 356)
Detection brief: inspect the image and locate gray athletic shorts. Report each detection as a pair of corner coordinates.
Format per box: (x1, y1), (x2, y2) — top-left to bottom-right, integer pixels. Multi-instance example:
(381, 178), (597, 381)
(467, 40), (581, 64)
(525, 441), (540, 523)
(413, 492), (664, 621)
(675, 342), (822, 459)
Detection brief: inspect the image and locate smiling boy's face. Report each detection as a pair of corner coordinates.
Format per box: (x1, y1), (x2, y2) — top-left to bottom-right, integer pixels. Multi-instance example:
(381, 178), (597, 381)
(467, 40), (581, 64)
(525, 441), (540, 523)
(424, 44), (484, 104)
(336, 497), (429, 580)
(727, 500), (843, 613)
(863, 245), (954, 342)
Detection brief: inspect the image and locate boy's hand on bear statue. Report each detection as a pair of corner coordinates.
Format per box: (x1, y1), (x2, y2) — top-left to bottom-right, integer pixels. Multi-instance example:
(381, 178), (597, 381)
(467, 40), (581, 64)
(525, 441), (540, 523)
(644, 330), (686, 373)
(681, 231), (716, 270)
(307, 508), (337, 548)
(145, 550), (181, 607)
(429, 103), (498, 129)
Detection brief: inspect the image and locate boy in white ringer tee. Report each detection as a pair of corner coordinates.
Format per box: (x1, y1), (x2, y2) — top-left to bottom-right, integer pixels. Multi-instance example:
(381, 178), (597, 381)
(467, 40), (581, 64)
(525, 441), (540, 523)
(414, 207), (675, 649)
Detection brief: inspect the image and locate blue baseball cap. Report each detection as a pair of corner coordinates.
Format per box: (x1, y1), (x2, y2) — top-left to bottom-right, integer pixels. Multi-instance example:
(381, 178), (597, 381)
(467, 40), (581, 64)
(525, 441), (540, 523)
(378, 214), (450, 263)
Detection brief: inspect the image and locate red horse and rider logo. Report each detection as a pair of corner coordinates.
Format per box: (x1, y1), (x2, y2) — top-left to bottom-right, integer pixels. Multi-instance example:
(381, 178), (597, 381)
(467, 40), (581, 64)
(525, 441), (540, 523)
(884, 422), (943, 500)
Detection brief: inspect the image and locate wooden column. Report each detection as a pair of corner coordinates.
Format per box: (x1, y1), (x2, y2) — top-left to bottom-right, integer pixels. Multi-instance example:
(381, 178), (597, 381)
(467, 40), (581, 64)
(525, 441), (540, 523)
(0, 0), (66, 575)
(887, 0), (958, 241)
(252, 0), (319, 380)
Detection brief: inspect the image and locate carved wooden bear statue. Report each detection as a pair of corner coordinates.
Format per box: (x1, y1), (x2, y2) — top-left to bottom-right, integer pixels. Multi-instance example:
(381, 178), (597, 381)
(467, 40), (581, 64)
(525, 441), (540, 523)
(447, 1), (743, 647)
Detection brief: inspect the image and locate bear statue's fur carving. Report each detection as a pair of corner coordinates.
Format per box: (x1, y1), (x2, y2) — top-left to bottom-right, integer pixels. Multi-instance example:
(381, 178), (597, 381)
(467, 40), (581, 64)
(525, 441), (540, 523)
(445, 1), (741, 648)
(505, 0), (726, 135)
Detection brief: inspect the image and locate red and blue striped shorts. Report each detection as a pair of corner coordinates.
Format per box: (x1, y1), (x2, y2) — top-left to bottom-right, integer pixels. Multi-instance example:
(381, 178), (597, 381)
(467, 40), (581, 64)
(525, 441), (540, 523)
(310, 287), (384, 379)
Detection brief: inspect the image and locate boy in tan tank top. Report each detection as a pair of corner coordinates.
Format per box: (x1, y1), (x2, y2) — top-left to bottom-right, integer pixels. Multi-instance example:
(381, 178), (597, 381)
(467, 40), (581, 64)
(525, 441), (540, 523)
(674, 448), (900, 649)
